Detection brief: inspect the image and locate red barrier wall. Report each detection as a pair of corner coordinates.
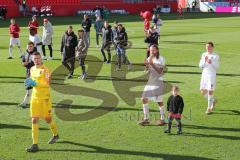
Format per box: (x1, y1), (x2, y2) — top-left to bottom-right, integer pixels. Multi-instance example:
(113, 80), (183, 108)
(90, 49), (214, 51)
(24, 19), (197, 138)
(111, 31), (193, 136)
(1, 1), (178, 18)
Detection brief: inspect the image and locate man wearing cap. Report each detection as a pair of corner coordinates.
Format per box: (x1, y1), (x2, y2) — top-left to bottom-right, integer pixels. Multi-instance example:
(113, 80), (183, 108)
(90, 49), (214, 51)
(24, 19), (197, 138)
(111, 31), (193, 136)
(42, 18), (53, 60)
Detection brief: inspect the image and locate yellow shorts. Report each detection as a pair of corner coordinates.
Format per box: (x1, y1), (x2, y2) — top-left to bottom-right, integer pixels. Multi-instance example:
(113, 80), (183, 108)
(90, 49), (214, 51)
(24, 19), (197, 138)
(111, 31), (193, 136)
(30, 98), (52, 118)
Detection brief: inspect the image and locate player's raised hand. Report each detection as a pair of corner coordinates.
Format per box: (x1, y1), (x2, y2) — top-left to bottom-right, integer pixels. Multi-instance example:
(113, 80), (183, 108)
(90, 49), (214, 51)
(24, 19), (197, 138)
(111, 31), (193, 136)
(207, 59), (212, 64)
(144, 58), (149, 65)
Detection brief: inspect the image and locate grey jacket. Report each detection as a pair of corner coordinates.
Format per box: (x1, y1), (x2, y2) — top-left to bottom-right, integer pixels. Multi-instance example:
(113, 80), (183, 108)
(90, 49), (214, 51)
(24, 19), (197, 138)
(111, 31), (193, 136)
(102, 25), (112, 45)
(76, 36), (88, 57)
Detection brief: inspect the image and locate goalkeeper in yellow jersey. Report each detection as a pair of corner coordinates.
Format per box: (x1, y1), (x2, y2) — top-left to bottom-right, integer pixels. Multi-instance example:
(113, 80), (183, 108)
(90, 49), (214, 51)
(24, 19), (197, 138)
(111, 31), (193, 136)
(25, 52), (59, 152)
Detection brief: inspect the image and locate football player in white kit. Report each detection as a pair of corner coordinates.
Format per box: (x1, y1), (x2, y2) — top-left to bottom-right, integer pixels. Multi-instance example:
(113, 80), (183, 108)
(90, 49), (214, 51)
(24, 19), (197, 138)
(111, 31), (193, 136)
(199, 42), (220, 114)
(139, 44), (166, 126)
(29, 29), (42, 54)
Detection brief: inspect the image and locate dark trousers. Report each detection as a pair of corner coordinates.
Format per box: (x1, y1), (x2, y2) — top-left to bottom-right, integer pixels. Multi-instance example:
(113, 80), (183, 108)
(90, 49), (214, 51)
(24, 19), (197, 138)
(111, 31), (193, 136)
(42, 45), (53, 57)
(62, 54), (75, 75)
(116, 46), (130, 68)
(96, 32), (102, 46)
(78, 55), (86, 74)
(101, 43), (111, 62)
(167, 116), (182, 132)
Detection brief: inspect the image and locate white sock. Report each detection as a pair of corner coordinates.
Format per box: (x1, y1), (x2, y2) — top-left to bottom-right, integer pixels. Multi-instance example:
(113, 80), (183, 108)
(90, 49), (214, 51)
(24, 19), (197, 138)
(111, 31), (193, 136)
(22, 89), (32, 104)
(9, 47), (13, 57)
(208, 95), (214, 110)
(143, 104), (149, 120)
(159, 106), (165, 121)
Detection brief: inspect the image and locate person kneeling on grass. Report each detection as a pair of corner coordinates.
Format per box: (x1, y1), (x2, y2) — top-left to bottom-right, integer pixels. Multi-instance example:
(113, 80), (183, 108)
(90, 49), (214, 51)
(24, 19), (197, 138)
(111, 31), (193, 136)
(25, 52), (59, 152)
(164, 86), (184, 134)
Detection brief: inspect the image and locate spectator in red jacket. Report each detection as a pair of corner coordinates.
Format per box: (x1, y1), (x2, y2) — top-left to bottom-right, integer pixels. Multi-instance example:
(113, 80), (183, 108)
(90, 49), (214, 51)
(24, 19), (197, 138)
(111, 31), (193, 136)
(8, 18), (23, 59)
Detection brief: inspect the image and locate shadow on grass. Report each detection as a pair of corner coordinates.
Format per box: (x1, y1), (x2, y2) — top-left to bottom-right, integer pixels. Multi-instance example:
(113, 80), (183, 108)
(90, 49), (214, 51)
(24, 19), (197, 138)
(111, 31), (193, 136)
(167, 64), (198, 68)
(0, 76), (25, 79)
(0, 102), (19, 106)
(167, 71), (240, 77)
(183, 132), (240, 141)
(184, 124), (240, 132)
(212, 109), (240, 116)
(52, 103), (159, 112)
(0, 81), (23, 84)
(84, 75), (183, 84)
(161, 40), (206, 45)
(40, 140), (215, 160)
(0, 123), (48, 130)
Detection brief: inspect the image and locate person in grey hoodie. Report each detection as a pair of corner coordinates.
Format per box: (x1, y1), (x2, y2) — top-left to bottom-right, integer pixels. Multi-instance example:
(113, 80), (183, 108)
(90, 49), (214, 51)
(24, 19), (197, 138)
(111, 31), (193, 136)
(76, 29), (89, 79)
(94, 15), (103, 48)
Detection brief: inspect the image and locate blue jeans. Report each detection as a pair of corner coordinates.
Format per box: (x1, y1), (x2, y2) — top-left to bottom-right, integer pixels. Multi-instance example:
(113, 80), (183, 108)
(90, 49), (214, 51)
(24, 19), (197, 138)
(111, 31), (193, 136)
(115, 45), (130, 68)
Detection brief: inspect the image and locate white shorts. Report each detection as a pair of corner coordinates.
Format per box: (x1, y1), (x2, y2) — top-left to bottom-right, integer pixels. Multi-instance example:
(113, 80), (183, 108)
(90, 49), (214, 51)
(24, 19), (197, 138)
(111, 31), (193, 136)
(142, 95), (163, 103)
(142, 82), (164, 103)
(200, 74), (216, 91)
(29, 34), (42, 54)
(10, 37), (21, 46)
(29, 34), (41, 46)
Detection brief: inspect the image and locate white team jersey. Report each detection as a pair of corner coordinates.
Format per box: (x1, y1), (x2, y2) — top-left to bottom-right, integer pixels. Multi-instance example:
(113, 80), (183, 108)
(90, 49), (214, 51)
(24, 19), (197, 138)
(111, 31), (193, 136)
(29, 34), (41, 47)
(142, 56), (165, 102)
(199, 52), (219, 75)
(29, 34), (42, 53)
(199, 52), (219, 90)
(147, 56), (165, 80)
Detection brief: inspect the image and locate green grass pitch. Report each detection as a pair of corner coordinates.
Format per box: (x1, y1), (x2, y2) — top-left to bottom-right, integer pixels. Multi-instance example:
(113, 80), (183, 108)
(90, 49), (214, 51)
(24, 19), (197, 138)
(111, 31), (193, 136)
(0, 13), (240, 160)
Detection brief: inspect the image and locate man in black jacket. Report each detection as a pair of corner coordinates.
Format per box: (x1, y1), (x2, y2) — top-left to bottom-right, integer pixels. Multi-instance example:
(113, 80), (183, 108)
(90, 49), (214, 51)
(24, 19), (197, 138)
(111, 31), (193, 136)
(60, 26), (78, 79)
(101, 21), (112, 63)
(164, 86), (184, 134)
(114, 24), (131, 71)
(81, 14), (92, 46)
(145, 27), (159, 57)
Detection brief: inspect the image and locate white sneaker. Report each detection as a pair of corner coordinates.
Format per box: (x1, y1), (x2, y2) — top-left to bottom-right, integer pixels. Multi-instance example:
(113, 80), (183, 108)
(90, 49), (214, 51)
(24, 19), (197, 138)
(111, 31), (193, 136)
(48, 57), (53, 60)
(205, 108), (212, 114)
(42, 56), (47, 60)
(127, 64), (132, 70)
(96, 45), (99, 48)
(18, 103), (27, 108)
(115, 67), (121, 71)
